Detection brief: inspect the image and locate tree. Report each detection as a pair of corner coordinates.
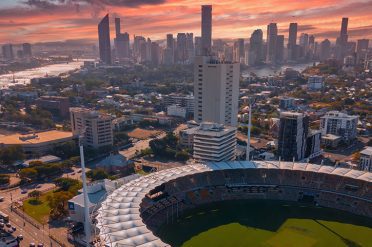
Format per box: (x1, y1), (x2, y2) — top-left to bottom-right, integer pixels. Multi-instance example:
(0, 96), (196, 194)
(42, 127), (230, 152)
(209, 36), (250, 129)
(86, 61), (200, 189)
(0, 174), (10, 185)
(28, 190), (41, 201)
(54, 177), (81, 192)
(175, 151), (189, 161)
(86, 168), (109, 181)
(0, 146), (24, 166)
(19, 168), (38, 180)
(47, 191), (71, 219)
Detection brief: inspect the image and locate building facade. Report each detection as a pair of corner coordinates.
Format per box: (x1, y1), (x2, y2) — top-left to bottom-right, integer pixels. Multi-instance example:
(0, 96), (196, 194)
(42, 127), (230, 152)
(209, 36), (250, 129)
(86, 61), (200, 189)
(193, 122), (236, 162)
(194, 56), (240, 126)
(98, 14), (112, 65)
(277, 112), (309, 161)
(70, 108), (113, 149)
(320, 111), (358, 143)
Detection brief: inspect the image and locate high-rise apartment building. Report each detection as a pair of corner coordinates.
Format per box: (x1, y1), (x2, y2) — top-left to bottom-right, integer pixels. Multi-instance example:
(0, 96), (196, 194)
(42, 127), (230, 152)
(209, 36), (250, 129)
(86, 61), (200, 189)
(2, 44), (14, 61)
(288, 23), (298, 61)
(22, 43), (32, 58)
(277, 112), (309, 161)
(201, 5), (212, 56)
(319, 39), (331, 61)
(195, 36), (202, 56)
(320, 111), (358, 143)
(266, 23), (278, 64)
(177, 33), (187, 63)
(275, 35), (284, 63)
(98, 14), (112, 65)
(114, 18), (130, 60)
(194, 56), (240, 126)
(70, 108), (113, 149)
(193, 122), (237, 162)
(249, 29), (263, 66)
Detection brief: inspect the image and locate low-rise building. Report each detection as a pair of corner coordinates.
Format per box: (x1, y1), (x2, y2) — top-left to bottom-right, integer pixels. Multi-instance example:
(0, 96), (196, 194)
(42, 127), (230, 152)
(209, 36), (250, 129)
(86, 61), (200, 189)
(320, 111), (358, 143)
(359, 146), (372, 172)
(0, 130), (74, 156)
(193, 122), (236, 162)
(307, 75), (324, 90)
(167, 104), (187, 118)
(321, 134), (342, 148)
(36, 96), (70, 118)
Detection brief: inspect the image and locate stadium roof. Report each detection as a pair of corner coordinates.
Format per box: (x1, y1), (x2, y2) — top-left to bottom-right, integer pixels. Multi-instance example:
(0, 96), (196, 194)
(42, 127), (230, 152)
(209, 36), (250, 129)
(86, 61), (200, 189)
(96, 161), (372, 247)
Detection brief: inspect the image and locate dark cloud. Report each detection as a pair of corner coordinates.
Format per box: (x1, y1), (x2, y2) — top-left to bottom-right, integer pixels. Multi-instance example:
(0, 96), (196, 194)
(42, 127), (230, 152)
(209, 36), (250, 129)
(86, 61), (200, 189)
(279, 24), (317, 33)
(23, 0), (59, 9)
(315, 25), (372, 39)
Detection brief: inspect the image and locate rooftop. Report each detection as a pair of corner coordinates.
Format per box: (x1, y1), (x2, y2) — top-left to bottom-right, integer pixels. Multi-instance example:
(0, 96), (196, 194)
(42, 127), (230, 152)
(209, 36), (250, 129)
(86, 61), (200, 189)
(360, 146), (372, 156)
(0, 130), (74, 145)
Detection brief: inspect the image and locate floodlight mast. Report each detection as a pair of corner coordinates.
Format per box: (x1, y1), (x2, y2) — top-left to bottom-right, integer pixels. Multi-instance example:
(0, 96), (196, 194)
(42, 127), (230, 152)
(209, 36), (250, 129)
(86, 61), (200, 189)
(246, 102), (252, 161)
(79, 130), (91, 246)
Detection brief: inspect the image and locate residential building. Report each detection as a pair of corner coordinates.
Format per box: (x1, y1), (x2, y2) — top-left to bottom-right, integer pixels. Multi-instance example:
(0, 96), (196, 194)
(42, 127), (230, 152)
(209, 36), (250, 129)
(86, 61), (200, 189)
(179, 127), (198, 149)
(266, 23), (278, 64)
(2, 44), (14, 60)
(319, 39), (331, 61)
(279, 98), (295, 110)
(98, 14), (112, 65)
(193, 122), (236, 162)
(305, 130), (322, 159)
(164, 94), (194, 115)
(22, 43), (32, 57)
(36, 96), (70, 118)
(359, 146), (372, 172)
(70, 107), (113, 149)
(167, 104), (187, 118)
(308, 75), (324, 90)
(277, 112), (309, 161)
(321, 134), (342, 148)
(194, 56), (240, 126)
(320, 111), (358, 143)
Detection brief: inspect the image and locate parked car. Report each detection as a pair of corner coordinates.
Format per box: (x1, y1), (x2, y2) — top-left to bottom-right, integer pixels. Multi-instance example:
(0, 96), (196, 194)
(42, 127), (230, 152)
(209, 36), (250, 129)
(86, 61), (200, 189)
(17, 235), (23, 240)
(30, 243), (36, 247)
(5, 223), (11, 228)
(0, 197), (4, 202)
(21, 189), (28, 194)
(11, 226), (16, 231)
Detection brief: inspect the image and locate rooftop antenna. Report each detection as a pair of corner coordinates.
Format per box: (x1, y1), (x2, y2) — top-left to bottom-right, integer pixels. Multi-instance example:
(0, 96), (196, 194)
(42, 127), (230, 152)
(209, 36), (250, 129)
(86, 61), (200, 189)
(79, 128), (91, 246)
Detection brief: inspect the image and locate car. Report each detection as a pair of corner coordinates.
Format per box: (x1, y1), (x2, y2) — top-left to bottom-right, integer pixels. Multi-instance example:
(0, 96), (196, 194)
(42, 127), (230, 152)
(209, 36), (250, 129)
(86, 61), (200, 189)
(36, 185), (42, 188)
(37, 243), (44, 247)
(6, 223), (11, 228)
(17, 235), (23, 240)
(21, 189), (28, 194)
(71, 173), (76, 175)
(11, 226), (16, 231)
(0, 222), (4, 228)
(30, 243), (36, 247)
(8, 229), (14, 234)
(77, 169), (82, 173)
(0, 196), (4, 202)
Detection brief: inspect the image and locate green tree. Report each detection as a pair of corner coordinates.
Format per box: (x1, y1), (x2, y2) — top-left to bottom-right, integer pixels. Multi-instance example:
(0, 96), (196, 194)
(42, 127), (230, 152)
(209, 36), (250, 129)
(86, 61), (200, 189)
(47, 191), (71, 219)
(28, 190), (41, 201)
(86, 168), (109, 181)
(19, 168), (38, 180)
(0, 146), (24, 166)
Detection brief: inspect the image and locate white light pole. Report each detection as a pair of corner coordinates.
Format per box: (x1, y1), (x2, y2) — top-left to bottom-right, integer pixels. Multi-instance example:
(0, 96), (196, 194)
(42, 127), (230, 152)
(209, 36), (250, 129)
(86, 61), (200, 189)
(79, 134), (91, 246)
(246, 103), (252, 161)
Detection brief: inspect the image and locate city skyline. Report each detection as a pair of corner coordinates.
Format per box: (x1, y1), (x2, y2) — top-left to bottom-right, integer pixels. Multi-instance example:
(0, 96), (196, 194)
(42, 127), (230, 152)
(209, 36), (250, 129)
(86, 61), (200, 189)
(0, 0), (372, 43)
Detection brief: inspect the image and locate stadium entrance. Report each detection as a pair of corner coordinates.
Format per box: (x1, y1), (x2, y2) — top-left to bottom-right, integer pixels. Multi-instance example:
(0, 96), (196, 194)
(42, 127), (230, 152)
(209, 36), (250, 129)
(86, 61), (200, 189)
(157, 199), (372, 247)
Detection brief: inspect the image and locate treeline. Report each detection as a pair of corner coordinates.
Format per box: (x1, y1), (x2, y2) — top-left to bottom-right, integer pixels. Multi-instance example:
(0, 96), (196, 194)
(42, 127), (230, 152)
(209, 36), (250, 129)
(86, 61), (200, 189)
(149, 132), (189, 161)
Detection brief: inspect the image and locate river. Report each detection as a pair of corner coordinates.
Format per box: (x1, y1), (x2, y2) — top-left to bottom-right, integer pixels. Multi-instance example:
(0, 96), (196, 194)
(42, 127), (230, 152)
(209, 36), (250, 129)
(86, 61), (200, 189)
(0, 60), (84, 88)
(242, 62), (315, 78)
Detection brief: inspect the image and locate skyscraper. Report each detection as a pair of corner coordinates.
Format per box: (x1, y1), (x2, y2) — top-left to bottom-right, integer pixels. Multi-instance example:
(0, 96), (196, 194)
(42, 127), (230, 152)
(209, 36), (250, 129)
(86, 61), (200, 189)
(98, 14), (111, 65)
(2, 44), (14, 61)
(288, 23), (298, 61)
(114, 17), (130, 60)
(336, 17), (349, 60)
(275, 35), (284, 63)
(278, 112), (309, 161)
(249, 29), (263, 66)
(22, 43), (32, 58)
(194, 56), (240, 126)
(356, 39), (369, 64)
(177, 33), (187, 63)
(115, 17), (121, 37)
(195, 36), (202, 56)
(201, 5), (212, 56)
(266, 23), (277, 64)
(319, 39), (331, 61)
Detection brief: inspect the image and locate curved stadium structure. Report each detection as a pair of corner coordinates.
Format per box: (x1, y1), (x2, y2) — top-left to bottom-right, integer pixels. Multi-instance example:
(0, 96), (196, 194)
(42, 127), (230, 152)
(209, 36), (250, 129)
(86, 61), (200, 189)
(96, 161), (372, 246)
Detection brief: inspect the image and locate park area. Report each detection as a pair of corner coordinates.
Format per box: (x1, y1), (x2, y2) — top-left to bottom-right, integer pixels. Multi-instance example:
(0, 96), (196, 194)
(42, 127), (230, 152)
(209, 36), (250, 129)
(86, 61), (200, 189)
(22, 191), (53, 224)
(158, 200), (372, 247)
(127, 128), (162, 140)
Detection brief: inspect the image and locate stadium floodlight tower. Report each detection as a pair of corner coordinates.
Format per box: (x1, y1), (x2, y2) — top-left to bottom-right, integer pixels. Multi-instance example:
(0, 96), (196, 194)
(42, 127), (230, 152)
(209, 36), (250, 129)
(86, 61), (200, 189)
(79, 129), (91, 246)
(246, 98), (255, 161)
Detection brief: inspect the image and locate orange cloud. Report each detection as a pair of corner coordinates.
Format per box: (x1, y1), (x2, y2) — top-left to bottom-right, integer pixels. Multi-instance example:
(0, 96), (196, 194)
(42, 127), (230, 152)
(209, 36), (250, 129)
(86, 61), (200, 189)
(0, 0), (371, 43)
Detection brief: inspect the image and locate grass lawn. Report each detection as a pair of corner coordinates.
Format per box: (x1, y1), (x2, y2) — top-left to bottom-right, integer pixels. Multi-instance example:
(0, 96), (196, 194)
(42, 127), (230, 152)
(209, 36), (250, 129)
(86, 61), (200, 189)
(23, 191), (54, 224)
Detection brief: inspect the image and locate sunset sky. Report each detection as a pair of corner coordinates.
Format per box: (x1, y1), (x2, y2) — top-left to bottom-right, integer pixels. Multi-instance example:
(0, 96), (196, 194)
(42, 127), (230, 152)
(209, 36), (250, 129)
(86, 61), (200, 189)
(0, 0), (371, 44)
